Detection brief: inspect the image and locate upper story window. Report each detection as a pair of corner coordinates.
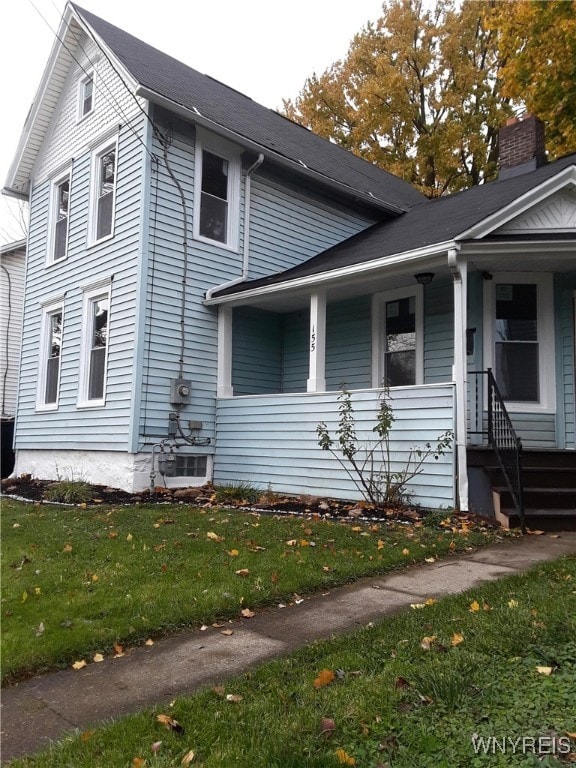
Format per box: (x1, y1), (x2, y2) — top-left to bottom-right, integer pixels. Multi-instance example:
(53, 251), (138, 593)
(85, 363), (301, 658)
(193, 134), (240, 250)
(49, 171), (71, 264)
(78, 73), (94, 120)
(89, 138), (117, 244)
(78, 282), (111, 407)
(37, 300), (64, 410)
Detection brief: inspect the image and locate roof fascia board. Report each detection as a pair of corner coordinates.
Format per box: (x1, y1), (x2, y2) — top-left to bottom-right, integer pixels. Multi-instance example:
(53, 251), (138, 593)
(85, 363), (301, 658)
(72, 6), (140, 94)
(0, 239), (27, 255)
(204, 239), (455, 306)
(136, 86), (404, 216)
(457, 165), (576, 241)
(461, 239), (576, 256)
(4, 6), (78, 191)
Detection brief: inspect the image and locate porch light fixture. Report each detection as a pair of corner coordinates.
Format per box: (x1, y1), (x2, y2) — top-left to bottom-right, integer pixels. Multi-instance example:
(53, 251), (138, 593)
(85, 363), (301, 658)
(414, 272), (434, 285)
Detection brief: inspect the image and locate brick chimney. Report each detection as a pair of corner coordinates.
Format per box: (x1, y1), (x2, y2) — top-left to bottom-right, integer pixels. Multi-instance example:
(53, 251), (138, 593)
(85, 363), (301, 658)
(498, 114), (546, 179)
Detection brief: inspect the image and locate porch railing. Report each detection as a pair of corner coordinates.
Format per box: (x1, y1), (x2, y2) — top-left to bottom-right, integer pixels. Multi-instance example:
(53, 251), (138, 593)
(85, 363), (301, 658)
(469, 369), (525, 532)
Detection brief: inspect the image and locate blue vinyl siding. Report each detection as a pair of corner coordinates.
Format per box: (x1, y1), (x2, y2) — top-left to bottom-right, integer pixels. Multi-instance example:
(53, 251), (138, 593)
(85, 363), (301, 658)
(326, 297), (372, 390)
(424, 279), (454, 384)
(15, 122), (146, 451)
(232, 307), (282, 395)
(215, 385), (456, 508)
(249, 176), (375, 278)
(555, 272), (576, 448)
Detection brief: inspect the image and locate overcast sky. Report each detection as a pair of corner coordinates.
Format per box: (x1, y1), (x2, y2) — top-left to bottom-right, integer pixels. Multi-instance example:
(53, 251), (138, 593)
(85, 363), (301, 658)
(0, 0), (386, 243)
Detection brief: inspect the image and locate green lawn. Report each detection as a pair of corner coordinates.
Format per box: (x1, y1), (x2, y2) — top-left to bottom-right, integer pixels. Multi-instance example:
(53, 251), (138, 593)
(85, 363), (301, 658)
(1, 498), (502, 683)
(7, 556), (575, 767)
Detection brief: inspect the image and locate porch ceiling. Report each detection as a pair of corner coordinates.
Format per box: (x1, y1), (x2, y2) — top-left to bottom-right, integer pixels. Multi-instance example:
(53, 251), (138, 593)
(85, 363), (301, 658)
(463, 239), (576, 274)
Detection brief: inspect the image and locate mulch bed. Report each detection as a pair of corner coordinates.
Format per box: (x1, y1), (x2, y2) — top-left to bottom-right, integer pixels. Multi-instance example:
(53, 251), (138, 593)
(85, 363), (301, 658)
(1, 475), (499, 528)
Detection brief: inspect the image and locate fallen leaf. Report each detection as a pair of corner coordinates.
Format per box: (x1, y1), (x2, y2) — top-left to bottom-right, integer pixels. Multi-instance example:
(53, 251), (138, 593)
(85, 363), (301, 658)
(402, 548), (410, 556)
(226, 694), (243, 702)
(314, 669), (335, 688)
(212, 686), (226, 697)
(35, 622), (45, 637)
(72, 660), (87, 670)
(377, 540), (385, 550)
(420, 635), (437, 651)
(227, 549), (239, 557)
(410, 603), (426, 610)
(335, 748), (356, 765)
(469, 600), (480, 613)
(206, 531), (223, 542)
(126, 533), (133, 542)
(536, 666), (553, 676)
(151, 741), (162, 753)
(508, 599), (519, 609)
(199, 624), (209, 631)
(451, 632), (464, 647)
(235, 569), (250, 577)
(181, 750), (196, 766)
(63, 543), (73, 553)
(221, 629), (234, 636)
(425, 597), (437, 605)
(145, 638), (154, 646)
(286, 539), (297, 546)
(483, 602), (492, 612)
(156, 714), (184, 733)
(132, 758), (145, 768)
(425, 557), (435, 563)
(93, 653), (105, 663)
(113, 643), (125, 657)
(394, 676), (411, 688)
(80, 730), (94, 742)
(241, 608), (255, 618)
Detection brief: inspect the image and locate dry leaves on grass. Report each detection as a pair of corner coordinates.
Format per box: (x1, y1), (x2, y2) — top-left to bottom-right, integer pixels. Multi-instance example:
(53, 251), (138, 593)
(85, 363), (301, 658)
(156, 714), (184, 733)
(313, 669), (335, 688)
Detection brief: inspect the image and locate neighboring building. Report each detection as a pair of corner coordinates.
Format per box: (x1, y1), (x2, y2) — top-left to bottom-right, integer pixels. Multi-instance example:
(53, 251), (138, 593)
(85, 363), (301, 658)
(3, 4), (575, 526)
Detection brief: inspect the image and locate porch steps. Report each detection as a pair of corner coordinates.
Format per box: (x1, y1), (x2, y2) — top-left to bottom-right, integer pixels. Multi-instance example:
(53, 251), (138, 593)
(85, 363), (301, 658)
(468, 448), (576, 531)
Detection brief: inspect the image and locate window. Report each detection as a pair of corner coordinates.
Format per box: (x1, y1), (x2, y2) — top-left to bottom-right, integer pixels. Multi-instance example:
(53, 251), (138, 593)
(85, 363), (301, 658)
(49, 172), (71, 263)
(90, 139), (117, 243)
(373, 288), (423, 387)
(484, 273), (555, 412)
(37, 302), (64, 409)
(193, 134), (240, 249)
(79, 284), (111, 406)
(78, 74), (94, 119)
(385, 296), (417, 386)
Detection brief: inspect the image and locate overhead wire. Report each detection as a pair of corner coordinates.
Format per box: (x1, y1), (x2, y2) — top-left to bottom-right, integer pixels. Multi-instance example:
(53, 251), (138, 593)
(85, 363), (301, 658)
(25, 0), (156, 162)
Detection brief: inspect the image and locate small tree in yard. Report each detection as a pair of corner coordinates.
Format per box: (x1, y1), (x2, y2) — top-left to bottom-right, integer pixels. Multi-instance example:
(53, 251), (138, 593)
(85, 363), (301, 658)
(317, 389), (452, 511)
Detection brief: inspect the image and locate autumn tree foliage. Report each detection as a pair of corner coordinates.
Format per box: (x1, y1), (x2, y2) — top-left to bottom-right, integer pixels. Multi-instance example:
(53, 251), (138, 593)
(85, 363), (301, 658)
(283, 0), (574, 197)
(486, 0), (576, 159)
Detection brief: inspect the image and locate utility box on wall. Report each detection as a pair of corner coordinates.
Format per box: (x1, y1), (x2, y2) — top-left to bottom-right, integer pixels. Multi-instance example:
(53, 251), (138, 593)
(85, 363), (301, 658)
(170, 378), (192, 406)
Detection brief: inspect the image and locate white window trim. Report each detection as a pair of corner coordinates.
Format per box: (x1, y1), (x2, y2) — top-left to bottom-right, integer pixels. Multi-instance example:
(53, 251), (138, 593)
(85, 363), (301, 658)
(88, 136), (118, 246)
(37, 299), (65, 411)
(77, 282), (112, 408)
(483, 272), (556, 414)
(47, 168), (72, 266)
(371, 286), (424, 388)
(77, 71), (95, 122)
(193, 131), (240, 251)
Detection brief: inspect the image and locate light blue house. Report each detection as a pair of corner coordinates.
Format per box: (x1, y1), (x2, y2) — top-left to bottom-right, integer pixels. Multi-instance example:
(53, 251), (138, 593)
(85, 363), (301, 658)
(4, 5), (575, 526)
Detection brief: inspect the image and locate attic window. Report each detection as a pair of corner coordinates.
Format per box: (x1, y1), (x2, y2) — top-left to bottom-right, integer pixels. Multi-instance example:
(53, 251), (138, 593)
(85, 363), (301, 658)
(79, 74), (94, 119)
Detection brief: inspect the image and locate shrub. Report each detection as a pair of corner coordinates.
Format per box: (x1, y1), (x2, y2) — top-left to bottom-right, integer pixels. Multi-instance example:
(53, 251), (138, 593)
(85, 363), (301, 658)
(43, 480), (94, 505)
(213, 482), (261, 505)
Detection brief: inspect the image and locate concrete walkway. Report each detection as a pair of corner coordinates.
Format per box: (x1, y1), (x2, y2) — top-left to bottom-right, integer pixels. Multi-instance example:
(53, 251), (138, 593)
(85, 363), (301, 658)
(2, 532), (575, 763)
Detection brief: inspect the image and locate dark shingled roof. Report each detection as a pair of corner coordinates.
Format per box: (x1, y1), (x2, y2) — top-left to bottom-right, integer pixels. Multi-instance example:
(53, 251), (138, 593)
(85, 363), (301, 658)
(213, 152), (576, 296)
(72, 4), (425, 212)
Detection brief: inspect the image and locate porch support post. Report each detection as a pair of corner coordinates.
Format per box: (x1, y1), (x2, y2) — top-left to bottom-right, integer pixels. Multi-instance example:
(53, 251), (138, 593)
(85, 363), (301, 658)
(449, 247), (469, 511)
(307, 291), (327, 392)
(217, 305), (234, 398)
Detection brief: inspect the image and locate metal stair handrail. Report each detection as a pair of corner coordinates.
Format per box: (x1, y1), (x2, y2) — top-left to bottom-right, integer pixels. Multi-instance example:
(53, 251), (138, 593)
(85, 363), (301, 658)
(469, 369), (525, 532)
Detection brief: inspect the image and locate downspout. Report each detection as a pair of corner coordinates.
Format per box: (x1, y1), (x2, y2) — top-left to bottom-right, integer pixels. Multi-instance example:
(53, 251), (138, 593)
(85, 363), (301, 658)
(1, 264), (12, 417)
(205, 153), (265, 301)
(448, 246), (469, 511)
